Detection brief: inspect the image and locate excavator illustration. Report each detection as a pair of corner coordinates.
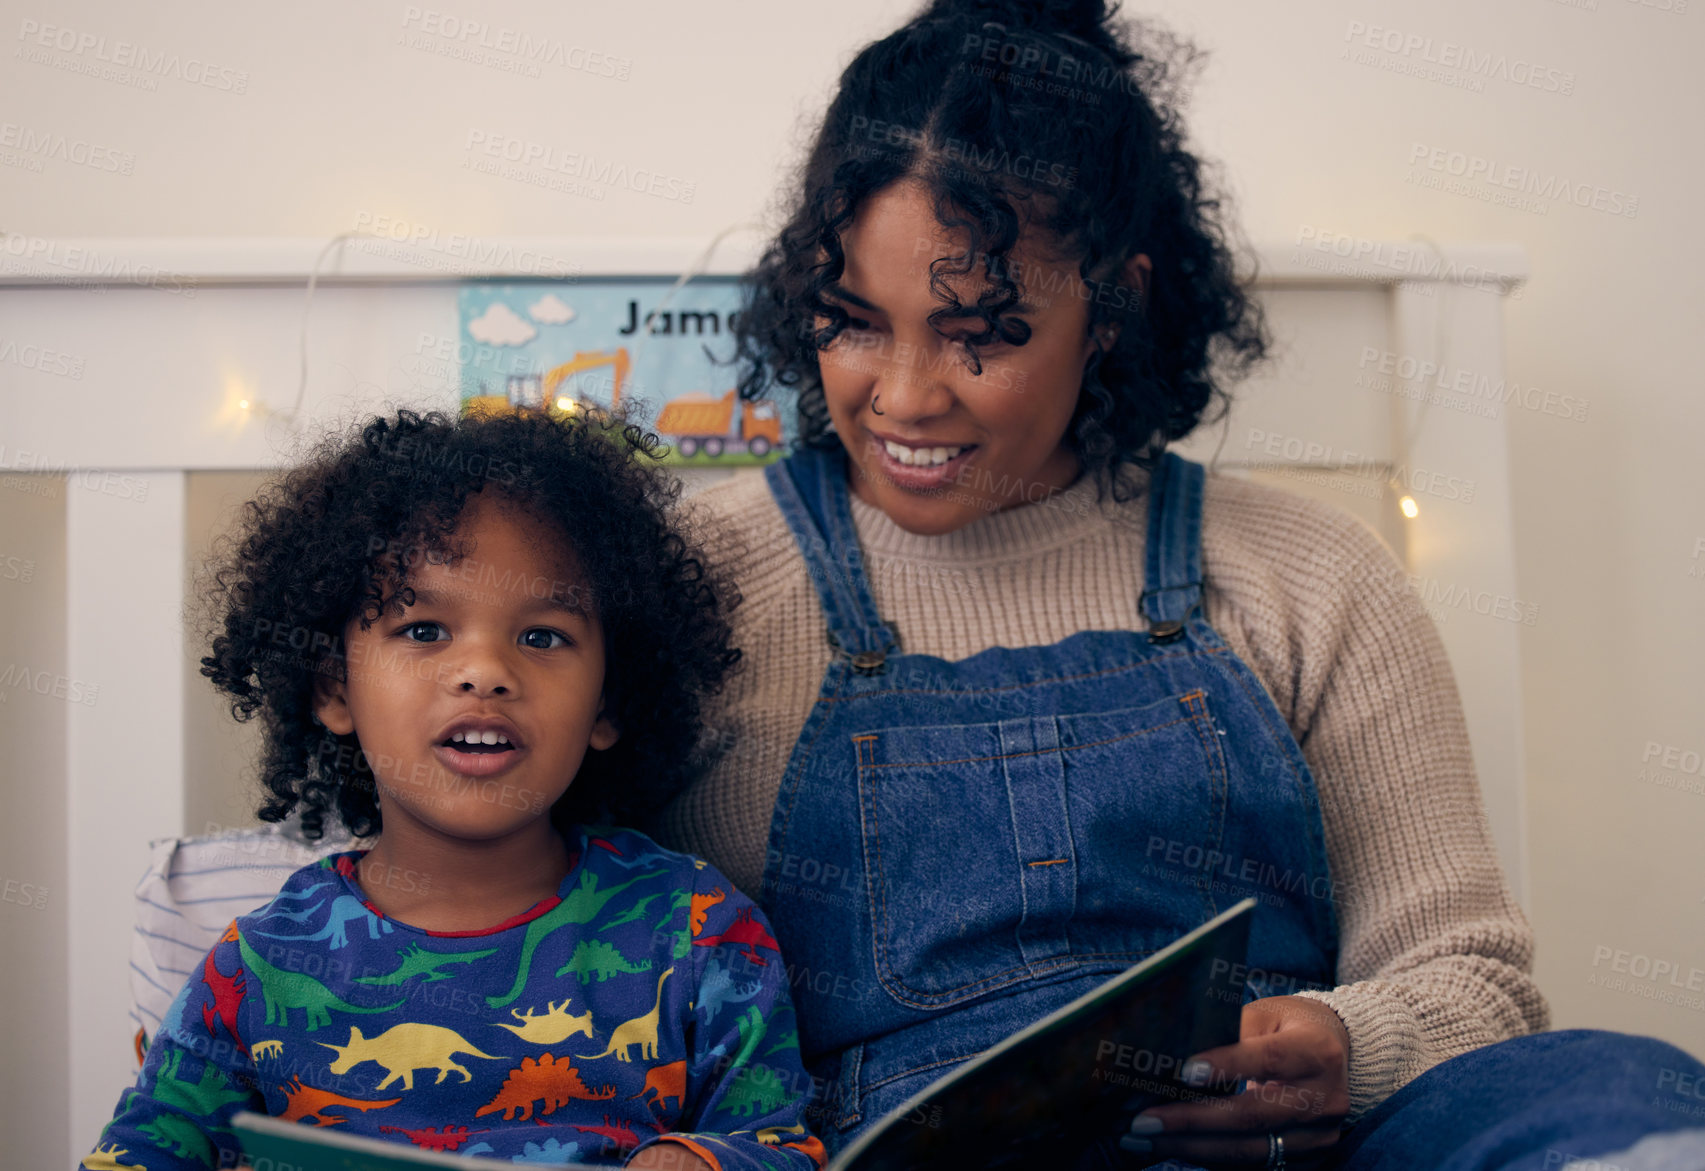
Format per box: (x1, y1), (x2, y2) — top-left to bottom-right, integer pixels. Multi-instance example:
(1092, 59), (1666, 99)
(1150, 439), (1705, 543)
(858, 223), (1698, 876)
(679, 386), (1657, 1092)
(464, 349), (630, 419)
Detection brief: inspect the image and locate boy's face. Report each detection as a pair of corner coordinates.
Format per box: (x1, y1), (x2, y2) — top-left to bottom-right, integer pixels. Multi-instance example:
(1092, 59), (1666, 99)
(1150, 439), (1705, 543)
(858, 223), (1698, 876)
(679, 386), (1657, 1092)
(313, 491), (617, 844)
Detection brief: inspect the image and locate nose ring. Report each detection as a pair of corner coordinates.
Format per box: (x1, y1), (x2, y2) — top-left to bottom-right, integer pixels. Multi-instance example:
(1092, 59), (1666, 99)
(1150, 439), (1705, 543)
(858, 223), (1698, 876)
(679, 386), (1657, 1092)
(870, 394), (884, 416)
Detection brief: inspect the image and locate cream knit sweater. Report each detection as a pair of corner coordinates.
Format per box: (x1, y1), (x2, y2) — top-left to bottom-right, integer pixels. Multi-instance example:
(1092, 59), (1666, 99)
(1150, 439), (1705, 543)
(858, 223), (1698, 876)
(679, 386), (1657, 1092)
(654, 462), (1549, 1124)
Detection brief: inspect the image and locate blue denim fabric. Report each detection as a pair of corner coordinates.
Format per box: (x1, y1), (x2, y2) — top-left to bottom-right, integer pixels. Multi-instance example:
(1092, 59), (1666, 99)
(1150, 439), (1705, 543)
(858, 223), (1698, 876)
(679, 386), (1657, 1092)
(757, 447), (1340, 1157)
(1568, 1127), (1705, 1171)
(1096, 1029), (1705, 1171)
(1325, 1029), (1705, 1171)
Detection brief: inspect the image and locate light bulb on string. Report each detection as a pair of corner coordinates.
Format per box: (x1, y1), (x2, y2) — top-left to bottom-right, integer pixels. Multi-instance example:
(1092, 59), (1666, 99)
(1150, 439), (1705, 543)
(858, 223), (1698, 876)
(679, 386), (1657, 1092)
(1385, 473), (1420, 521)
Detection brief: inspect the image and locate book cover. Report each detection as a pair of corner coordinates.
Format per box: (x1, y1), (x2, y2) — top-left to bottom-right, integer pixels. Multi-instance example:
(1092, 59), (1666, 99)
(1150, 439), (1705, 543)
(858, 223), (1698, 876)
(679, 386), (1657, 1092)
(828, 898), (1256, 1171)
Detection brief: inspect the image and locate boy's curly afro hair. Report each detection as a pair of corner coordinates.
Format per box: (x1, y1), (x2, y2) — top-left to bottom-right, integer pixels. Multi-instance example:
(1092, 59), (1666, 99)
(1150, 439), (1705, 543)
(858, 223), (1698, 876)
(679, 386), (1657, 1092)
(199, 408), (741, 841)
(734, 0), (1268, 491)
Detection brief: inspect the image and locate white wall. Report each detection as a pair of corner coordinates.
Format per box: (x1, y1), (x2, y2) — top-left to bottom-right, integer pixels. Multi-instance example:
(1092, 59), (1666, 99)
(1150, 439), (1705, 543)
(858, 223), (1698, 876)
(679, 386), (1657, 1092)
(3, 0), (1702, 1162)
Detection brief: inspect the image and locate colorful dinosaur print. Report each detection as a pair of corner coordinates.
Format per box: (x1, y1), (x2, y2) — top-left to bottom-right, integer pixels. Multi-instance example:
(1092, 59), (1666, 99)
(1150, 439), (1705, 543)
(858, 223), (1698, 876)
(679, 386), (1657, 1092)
(378, 1124), (488, 1152)
(257, 899), (326, 926)
(256, 894), (393, 950)
(200, 921), (248, 1058)
(277, 1075), (401, 1126)
(628, 1058), (687, 1113)
(757, 1122), (808, 1145)
(656, 888), (694, 932)
(320, 1022), (505, 1090)
(763, 1026), (801, 1059)
(474, 1053), (616, 1121)
(353, 941), (496, 986)
(721, 1061), (794, 1118)
(697, 956), (763, 1022)
(580, 968), (672, 1062)
(555, 938), (653, 984)
(492, 999), (594, 1044)
(515, 1137), (581, 1162)
(96, 844), (829, 1169)
(690, 886), (727, 936)
(485, 869), (664, 1008)
(81, 1144), (145, 1171)
(710, 1005), (769, 1066)
(567, 1113), (644, 1153)
(267, 881), (332, 904)
(591, 838), (673, 871)
(693, 906), (782, 966)
(785, 1135), (829, 1164)
(237, 931), (404, 1031)
(598, 888), (670, 932)
(135, 1112), (211, 1161)
(152, 1046), (249, 1119)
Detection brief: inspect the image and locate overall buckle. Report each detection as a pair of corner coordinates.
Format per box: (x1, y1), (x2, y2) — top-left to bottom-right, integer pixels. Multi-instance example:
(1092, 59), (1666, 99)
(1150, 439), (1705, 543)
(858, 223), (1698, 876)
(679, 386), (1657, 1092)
(849, 650), (887, 674)
(1147, 619), (1186, 645)
(827, 627), (900, 675)
(1140, 582), (1200, 645)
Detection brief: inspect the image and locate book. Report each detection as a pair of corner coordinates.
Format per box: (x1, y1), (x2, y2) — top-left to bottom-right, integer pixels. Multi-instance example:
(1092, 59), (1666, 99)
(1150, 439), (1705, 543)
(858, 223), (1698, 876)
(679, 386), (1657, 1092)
(233, 898), (1254, 1170)
(826, 898), (1256, 1171)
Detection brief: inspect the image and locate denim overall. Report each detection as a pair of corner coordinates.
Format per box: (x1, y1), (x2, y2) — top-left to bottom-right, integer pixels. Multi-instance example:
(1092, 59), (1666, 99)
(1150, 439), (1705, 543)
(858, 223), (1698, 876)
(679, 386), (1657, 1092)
(758, 446), (1340, 1156)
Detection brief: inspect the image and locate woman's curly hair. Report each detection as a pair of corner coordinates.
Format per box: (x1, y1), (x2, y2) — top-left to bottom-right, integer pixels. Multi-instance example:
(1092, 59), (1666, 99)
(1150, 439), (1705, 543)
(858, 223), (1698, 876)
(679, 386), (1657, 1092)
(198, 408), (741, 841)
(734, 0), (1268, 490)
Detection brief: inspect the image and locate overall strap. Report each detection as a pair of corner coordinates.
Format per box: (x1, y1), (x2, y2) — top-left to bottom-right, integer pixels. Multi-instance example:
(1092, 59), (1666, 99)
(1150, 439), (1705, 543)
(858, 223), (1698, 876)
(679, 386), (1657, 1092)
(1140, 451), (1206, 640)
(764, 446), (900, 672)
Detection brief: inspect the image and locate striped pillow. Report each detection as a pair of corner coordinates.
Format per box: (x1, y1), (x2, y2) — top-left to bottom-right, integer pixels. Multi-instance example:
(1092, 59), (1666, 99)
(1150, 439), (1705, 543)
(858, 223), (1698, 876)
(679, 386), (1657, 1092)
(128, 822), (352, 1060)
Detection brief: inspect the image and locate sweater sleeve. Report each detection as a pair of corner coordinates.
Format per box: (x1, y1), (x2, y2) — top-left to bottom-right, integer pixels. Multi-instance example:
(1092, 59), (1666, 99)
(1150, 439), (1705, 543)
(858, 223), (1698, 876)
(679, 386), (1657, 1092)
(86, 926), (263, 1170)
(625, 867), (827, 1171)
(1274, 525), (1550, 1125)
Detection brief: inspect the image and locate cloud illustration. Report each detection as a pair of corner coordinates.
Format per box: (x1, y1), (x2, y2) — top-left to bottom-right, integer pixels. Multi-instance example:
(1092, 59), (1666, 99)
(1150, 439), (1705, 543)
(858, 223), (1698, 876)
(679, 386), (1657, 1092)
(468, 302), (537, 346)
(529, 294), (576, 325)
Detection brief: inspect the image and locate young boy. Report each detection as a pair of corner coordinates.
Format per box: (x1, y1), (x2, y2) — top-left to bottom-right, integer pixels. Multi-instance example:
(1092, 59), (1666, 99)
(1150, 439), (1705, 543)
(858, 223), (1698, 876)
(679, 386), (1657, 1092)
(85, 409), (825, 1171)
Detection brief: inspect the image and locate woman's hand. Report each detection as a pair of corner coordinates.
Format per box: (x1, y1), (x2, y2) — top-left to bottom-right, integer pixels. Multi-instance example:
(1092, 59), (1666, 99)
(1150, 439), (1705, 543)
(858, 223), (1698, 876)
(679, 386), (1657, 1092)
(1121, 995), (1352, 1167)
(626, 1141), (716, 1171)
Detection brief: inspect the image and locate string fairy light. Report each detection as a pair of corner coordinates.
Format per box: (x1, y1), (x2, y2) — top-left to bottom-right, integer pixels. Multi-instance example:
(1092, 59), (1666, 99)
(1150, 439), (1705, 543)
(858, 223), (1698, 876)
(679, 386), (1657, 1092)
(1385, 233), (1463, 523)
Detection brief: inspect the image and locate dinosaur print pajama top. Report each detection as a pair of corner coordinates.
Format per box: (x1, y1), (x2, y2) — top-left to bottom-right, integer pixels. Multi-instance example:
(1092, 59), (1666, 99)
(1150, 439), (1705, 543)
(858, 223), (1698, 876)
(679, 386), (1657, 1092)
(86, 826), (828, 1170)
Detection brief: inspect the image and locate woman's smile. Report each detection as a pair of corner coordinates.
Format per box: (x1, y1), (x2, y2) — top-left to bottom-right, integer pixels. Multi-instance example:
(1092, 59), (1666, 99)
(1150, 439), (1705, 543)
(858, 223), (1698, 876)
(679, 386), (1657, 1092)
(865, 431), (981, 492)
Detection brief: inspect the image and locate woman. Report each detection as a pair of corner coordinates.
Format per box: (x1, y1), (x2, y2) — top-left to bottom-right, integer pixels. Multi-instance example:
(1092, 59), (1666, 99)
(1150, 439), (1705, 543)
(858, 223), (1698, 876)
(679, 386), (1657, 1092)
(652, 1), (1705, 1167)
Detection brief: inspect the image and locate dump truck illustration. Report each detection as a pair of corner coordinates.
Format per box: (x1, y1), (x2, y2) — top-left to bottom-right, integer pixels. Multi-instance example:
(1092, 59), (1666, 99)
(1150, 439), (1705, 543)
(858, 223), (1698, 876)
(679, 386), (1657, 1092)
(654, 391), (780, 458)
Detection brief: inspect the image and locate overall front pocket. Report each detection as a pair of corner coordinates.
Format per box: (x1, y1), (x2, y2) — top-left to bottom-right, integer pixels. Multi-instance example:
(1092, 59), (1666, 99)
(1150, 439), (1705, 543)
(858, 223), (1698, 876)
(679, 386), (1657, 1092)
(854, 690), (1230, 1010)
